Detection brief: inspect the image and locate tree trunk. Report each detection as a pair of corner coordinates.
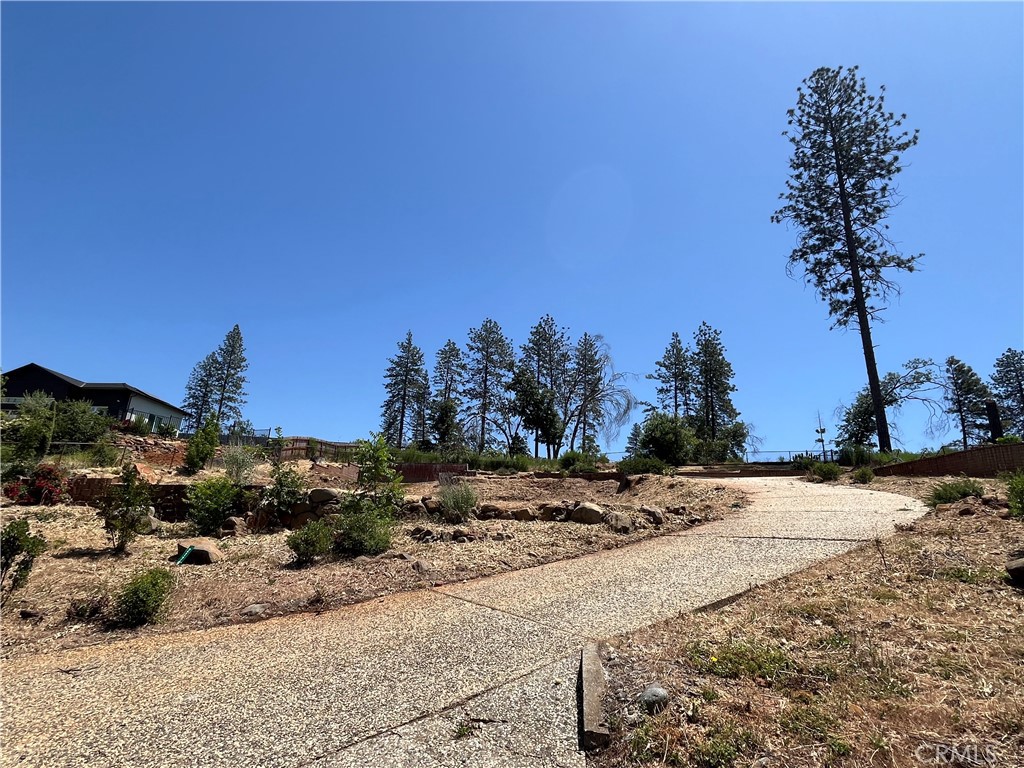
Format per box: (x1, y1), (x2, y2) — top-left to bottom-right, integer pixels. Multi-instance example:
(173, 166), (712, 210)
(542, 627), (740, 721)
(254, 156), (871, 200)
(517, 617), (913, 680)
(831, 131), (893, 453)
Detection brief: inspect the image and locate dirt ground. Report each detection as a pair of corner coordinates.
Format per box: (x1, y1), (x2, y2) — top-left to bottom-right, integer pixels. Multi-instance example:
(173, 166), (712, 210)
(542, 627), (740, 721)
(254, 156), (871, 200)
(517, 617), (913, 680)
(0, 470), (744, 660)
(592, 475), (1024, 768)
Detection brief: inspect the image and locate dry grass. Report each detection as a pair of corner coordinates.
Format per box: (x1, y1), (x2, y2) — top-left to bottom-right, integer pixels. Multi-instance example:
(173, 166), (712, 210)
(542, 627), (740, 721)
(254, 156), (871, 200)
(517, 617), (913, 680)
(0, 472), (744, 659)
(594, 477), (1023, 768)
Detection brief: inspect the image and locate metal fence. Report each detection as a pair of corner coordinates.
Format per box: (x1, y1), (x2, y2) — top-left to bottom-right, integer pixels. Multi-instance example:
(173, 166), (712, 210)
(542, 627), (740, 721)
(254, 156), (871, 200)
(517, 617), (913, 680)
(744, 449), (838, 464)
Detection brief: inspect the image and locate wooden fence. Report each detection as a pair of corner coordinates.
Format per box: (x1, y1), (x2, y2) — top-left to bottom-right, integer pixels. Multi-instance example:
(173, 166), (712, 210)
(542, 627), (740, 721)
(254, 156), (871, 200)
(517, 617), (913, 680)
(874, 443), (1024, 478)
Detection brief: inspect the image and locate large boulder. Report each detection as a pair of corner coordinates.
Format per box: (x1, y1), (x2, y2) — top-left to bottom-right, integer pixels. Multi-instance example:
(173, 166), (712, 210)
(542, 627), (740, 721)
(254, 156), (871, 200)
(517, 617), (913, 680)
(538, 503), (570, 522)
(219, 516), (248, 538)
(640, 505), (666, 526)
(176, 538), (225, 565)
(476, 503), (502, 520)
(402, 500), (428, 517)
(1007, 557), (1024, 587)
(511, 506), (537, 521)
(422, 497), (442, 515)
(571, 502), (606, 525)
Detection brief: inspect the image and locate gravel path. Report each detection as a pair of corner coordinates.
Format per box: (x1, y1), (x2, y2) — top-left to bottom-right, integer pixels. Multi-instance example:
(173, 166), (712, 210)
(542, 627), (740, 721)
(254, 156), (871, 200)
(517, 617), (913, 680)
(1, 479), (925, 768)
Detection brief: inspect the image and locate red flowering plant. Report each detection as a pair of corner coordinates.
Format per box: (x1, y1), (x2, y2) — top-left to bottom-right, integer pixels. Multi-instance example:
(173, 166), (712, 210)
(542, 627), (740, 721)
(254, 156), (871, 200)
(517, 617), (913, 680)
(2, 465), (69, 505)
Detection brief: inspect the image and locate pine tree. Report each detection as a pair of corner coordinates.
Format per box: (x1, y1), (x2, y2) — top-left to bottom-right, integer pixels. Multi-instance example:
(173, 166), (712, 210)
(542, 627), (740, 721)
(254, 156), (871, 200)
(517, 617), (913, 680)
(691, 322), (745, 460)
(181, 352), (217, 432)
(181, 325), (248, 432)
(380, 331), (429, 450)
(211, 325), (249, 425)
(432, 340), (466, 406)
(773, 66), (921, 453)
(647, 332), (695, 419)
(521, 315), (572, 457)
(990, 348), (1024, 436)
(943, 357), (992, 450)
(566, 333), (636, 452)
(463, 319), (515, 453)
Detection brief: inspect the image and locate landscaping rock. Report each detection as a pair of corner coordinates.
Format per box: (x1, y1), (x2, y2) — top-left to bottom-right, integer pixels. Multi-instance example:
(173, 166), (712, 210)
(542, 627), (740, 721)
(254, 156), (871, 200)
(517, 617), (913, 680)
(402, 500), (428, 517)
(139, 514), (163, 535)
(604, 511), (634, 534)
(640, 505), (666, 525)
(538, 503), (570, 522)
(240, 604), (268, 617)
(476, 503), (502, 520)
(412, 559), (434, 574)
(665, 504), (688, 516)
(1007, 557), (1024, 587)
(290, 501), (314, 517)
(511, 506), (537, 521)
(308, 488), (341, 505)
(422, 497), (442, 515)
(246, 506), (274, 532)
(571, 502), (606, 525)
(176, 538), (225, 565)
(639, 685), (670, 714)
(219, 516), (248, 537)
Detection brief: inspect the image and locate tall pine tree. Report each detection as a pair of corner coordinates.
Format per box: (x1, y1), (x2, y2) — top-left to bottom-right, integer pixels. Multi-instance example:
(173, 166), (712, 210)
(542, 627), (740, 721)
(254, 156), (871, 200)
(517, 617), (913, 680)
(943, 357), (992, 450)
(380, 331), (429, 450)
(773, 66), (921, 453)
(692, 322), (744, 459)
(990, 348), (1024, 436)
(463, 319), (515, 453)
(521, 315), (572, 457)
(181, 352), (218, 432)
(181, 325), (248, 431)
(647, 332), (695, 419)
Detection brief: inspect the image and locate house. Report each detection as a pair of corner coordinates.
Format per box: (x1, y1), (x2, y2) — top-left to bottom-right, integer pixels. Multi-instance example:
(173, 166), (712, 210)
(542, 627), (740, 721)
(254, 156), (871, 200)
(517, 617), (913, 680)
(2, 363), (189, 433)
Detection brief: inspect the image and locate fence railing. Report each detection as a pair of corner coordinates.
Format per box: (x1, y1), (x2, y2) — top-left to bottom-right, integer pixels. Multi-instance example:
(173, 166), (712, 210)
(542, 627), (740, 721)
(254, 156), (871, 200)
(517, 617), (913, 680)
(744, 449), (838, 463)
(276, 437), (360, 463)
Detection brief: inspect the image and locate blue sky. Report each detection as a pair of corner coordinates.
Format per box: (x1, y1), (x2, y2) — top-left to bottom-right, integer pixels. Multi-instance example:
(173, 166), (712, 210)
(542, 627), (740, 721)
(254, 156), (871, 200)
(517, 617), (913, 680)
(2, 2), (1022, 455)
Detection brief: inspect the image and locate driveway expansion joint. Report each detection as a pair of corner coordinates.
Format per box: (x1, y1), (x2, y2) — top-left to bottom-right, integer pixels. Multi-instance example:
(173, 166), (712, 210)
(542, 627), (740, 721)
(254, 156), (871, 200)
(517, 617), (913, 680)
(429, 587), (589, 641)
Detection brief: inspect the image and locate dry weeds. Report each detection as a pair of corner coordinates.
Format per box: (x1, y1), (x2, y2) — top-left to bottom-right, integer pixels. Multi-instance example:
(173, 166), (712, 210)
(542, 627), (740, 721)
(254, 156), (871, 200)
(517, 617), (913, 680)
(594, 476), (1023, 768)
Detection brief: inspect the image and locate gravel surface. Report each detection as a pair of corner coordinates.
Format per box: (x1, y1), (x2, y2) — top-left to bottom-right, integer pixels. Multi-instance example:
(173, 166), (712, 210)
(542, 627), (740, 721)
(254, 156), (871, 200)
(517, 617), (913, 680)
(0, 479), (926, 768)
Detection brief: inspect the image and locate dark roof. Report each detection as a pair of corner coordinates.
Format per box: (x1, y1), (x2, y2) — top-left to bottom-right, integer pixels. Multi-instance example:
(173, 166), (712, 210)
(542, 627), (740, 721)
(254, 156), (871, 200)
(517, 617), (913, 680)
(7, 363), (188, 416)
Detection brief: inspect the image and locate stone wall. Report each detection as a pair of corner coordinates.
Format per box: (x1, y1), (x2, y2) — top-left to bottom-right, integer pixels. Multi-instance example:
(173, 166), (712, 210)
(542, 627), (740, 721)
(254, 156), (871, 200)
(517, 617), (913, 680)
(394, 463), (470, 484)
(874, 443), (1024, 478)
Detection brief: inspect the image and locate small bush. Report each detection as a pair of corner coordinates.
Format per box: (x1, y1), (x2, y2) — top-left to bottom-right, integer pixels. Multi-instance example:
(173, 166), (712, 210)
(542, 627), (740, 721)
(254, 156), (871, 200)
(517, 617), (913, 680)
(286, 519), (335, 566)
(837, 444), (874, 467)
(617, 456), (669, 476)
(333, 498), (393, 557)
(221, 445), (257, 484)
(996, 435), (1022, 445)
(1004, 471), (1024, 518)
(115, 568), (173, 626)
(101, 463), (152, 553)
(1, 519), (46, 604)
(811, 462), (842, 481)
(184, 415), (219, 474)
(852, 466), (875, 484)
(790, 453), (818, 471)
(156, 421), (178, 438)
(466, 453), (532, 473)
(89, 436), (120, 467)
(187, 476), (240, 535)
(559, 450), (597, 473)
(438, 482), (478, 523)
(261, 462), (306, 516)
(925, 477), (985, 508)
(125, 415), (152, 436)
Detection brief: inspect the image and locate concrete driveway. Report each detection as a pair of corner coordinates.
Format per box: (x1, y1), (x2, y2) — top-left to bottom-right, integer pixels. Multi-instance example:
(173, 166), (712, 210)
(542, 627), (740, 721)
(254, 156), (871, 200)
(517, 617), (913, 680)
(1, 478), (925, 768)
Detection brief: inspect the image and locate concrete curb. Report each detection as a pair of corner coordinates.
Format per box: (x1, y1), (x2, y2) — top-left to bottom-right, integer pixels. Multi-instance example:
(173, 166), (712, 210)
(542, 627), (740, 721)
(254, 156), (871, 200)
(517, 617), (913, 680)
(579, 643), (609, 750)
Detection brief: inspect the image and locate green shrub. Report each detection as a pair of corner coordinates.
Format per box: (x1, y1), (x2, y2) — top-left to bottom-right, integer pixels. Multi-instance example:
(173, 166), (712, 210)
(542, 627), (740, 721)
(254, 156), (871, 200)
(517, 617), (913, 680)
(184, 414), (219, 474)
(0, 519), (46, 604)
(101, 463), (152, 553)
(53, 400), (113, 443)
(811, 462), (842, 481)
(115, 568), (173, 626)
(89, 436), (120, 467)
(126, 415), (152, 436)
(333, 498), (393, 557)
(925, 477), (985, 508)
(156, 421), (178, 438)
(559, 450), (597, 473)
(996, 435), (1022, 444)
(791, 453), (818, 471)
(187, 476), (240, 535)
(438, 482), (478, 523)
(261, 461), (306, 518)
(837, 444), (874, 467)
(286, 519), (335, 566)
(1004, 471), (1024, 518)
(852, 466), (875, 484)
(617, 456), (669, 476)
(221, 445), (257, 484)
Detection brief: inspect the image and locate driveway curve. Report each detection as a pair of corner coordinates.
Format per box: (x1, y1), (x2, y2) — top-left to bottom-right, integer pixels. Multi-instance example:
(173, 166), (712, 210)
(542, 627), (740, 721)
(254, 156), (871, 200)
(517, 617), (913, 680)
(1, 479), (925, 768)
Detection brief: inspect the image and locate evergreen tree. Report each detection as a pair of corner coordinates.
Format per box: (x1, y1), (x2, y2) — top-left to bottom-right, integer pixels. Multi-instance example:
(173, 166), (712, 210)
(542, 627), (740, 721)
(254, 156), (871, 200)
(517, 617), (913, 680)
(647, 332), (695, 419)
(211, 325), (249, 425)
(990, 348), (1024, 436)
(773, 66), (921, 453)
(835, 358), (943, 447)
(624, 422), (645, 459)
(942, 357), (992, 450)
(692, 322), (739, 444)
(432, 340), (466, 406)
(181, 352), (218, 433)
(508, 361), (563, 458)
(380, 331), (428, 450)
(463, 319), (515, 453)
(521, 315), (572, 457)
